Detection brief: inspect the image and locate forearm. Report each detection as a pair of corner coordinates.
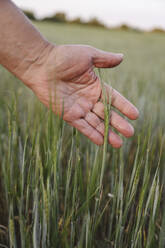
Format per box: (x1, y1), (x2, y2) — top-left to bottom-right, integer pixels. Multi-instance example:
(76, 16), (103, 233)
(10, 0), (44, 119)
(0, 0), (51, 82)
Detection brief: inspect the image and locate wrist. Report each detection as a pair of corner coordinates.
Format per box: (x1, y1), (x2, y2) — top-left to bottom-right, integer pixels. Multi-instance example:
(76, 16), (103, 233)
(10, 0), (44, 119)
(15, 41), (55, 89)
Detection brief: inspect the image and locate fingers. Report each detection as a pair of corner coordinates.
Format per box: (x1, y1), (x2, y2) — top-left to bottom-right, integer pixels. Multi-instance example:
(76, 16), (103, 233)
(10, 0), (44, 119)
(108, 131), (123, 148)
(70, 117), (122, 148)
(100, 84), (139, 120)
(69, 103), (135, 148)
(110, 111), (134, 137)
(92, 102), (134, 138)
(84, 112), (123, 148)
(70, 118), (104, 146)
(92, 48), (123, 68)
(112, 89), (139, 120)
(66, 82), (138, 147)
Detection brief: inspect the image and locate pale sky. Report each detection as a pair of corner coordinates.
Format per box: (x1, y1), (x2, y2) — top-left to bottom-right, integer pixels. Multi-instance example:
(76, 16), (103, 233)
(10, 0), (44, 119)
(13, 0), (165, 30)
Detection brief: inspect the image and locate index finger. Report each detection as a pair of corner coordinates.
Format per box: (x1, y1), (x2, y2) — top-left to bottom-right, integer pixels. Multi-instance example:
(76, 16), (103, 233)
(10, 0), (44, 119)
(103, 83), (139, 120)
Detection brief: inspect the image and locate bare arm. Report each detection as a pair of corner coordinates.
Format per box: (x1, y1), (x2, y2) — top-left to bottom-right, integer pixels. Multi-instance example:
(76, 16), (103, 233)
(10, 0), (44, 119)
(0, 0), (52, 82)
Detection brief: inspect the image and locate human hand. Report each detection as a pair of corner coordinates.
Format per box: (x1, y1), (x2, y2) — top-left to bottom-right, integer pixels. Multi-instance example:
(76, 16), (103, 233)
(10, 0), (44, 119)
(23, 44), (139, 147)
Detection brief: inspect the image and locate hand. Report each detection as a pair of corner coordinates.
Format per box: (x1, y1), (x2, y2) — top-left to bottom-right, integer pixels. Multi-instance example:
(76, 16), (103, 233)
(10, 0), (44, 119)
(23, 44), (139, 147)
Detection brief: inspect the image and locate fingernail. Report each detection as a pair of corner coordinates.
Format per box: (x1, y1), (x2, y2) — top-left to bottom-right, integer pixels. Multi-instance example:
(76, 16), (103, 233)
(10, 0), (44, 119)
(117, 53), (124, 59)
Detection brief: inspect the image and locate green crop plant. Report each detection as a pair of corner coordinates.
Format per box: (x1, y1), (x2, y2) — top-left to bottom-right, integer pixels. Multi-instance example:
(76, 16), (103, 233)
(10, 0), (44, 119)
(0, 22), (165, 248)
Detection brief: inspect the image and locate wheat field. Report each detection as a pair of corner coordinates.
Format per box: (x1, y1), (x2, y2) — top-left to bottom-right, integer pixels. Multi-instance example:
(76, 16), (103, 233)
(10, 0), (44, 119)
(0, 22), (165, 247)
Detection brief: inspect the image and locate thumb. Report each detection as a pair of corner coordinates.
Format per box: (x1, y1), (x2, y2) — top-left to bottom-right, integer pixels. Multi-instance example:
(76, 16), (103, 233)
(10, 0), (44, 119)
(92, 48), (124, 68)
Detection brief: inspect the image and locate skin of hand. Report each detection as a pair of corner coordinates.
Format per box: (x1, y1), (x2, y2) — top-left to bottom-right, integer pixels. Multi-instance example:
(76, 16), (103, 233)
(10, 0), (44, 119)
(0, 0), (139, 147)
(21, 44), (139, 147)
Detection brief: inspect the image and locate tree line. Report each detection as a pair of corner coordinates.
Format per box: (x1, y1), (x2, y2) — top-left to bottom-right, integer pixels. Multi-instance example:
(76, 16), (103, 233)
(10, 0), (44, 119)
(23, 10), (106, 28)
(23, 10), (165, 33)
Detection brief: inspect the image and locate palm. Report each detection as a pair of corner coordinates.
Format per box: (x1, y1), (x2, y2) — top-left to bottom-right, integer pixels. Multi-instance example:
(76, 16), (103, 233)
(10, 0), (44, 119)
(48, 45), (101, 118)
(32, 45), (139, 147)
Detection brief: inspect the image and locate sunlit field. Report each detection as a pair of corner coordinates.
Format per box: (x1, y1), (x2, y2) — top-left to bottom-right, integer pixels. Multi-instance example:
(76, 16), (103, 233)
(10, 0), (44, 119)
(0, 22), (165, 247)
